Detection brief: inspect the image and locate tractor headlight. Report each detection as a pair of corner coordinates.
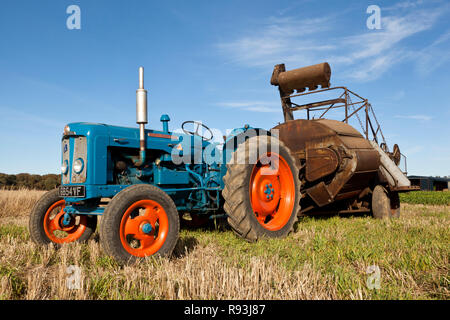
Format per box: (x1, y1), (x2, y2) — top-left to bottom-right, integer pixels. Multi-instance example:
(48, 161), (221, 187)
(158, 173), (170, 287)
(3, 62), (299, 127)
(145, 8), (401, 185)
(73, 158), (84, 174)
(61, 160), (69, 175)
(63, 125), (70, 135)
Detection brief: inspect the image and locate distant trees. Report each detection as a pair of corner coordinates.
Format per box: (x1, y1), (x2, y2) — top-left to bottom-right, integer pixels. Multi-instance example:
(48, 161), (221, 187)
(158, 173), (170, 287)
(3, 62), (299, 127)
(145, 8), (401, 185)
(0, 173), (60, 190)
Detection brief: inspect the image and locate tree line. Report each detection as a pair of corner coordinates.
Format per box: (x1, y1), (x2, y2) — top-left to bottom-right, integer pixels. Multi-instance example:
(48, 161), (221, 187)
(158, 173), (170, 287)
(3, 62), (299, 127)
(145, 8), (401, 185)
(0, 173), (61, 190)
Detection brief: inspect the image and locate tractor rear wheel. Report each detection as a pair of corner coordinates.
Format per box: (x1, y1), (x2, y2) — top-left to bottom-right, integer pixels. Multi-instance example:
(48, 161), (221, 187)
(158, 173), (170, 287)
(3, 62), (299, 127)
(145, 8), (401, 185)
(29, 188), (97, 245)
(371, 185), (400, 219)
(99, 184), (180, 264)
(223, 135), (301, 241)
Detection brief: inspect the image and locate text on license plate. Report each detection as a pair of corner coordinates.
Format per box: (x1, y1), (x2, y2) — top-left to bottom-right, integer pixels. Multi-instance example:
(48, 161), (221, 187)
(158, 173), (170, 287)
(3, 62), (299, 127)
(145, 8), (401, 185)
(59, 186), (86, 197)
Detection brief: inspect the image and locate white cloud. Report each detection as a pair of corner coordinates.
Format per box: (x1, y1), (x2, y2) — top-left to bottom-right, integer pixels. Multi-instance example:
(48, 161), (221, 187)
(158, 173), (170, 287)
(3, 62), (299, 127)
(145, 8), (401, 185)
(216, 16), (335, 68)
(430, 29), (450, 46)
(216, 101), (279, 113)
(216, 2), (450, 82)
(394, 114), (432, 121)
(346, 50), (406, 81)
(383, 0), (425, 11)
(413, 28), (450, 75)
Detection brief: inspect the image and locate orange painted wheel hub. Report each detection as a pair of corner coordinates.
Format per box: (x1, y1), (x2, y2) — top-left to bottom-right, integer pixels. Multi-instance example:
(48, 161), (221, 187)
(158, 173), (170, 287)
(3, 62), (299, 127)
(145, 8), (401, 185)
(249, 153), (295, 231)
(43, 200), (87, 243)
(119, 199), (169, 257)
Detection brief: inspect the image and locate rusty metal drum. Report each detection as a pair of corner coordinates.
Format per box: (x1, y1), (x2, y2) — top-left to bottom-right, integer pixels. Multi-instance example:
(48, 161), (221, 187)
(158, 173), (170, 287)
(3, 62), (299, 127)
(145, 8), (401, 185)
(273, 119), (380, 207)
(272, 62), (331, 94)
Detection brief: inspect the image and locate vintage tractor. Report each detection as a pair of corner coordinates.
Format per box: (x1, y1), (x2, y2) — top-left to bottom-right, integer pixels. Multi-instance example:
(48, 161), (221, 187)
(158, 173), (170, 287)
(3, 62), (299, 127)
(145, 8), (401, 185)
(29, 64), (418, 263)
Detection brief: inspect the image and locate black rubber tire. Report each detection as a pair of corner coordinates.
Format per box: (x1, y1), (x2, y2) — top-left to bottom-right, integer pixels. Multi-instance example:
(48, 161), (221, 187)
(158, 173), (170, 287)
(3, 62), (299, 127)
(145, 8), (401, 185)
(29, 188), (97, 245)
(99, 184), (180, 264)
(222, 135), (301, 242)
(371, 185), (400, 219)
(390, 191), (401, 218)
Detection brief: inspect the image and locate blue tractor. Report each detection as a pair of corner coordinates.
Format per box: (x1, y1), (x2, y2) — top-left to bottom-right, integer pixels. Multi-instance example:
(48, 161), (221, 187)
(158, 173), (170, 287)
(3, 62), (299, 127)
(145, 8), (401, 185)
(29, 66), (300, 263)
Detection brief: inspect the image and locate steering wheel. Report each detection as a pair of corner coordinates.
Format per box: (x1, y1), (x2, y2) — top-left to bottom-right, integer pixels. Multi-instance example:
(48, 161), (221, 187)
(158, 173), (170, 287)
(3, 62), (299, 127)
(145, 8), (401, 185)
(181, 121), (214, 141)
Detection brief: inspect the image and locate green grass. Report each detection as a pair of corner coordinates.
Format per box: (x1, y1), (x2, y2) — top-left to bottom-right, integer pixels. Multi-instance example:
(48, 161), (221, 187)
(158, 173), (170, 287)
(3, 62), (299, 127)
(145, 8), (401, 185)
(0, 203), (448, 299)
(199, 212), (449, 299)
(400, 191), (450, 205)
(0, 265), (27, 299)
(0, 224), (29, 242)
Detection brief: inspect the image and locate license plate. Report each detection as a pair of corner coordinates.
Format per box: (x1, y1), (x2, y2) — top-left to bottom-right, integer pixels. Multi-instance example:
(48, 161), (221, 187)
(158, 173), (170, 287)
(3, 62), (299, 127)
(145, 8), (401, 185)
(59, 185), (86, 197)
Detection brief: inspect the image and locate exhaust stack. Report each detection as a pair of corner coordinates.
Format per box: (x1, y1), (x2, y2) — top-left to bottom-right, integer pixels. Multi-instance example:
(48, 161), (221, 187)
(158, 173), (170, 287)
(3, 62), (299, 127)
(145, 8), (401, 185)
(135, 66), (147, 166)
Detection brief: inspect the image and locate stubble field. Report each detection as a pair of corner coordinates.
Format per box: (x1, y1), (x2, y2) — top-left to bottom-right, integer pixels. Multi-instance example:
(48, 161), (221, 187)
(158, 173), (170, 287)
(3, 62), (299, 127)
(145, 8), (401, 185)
(0, 189), (448, 300)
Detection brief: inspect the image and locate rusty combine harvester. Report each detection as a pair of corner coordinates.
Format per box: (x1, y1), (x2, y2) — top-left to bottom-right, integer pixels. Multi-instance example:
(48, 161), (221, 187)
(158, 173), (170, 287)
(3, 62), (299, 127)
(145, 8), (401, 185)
(270, 62), (418, 217)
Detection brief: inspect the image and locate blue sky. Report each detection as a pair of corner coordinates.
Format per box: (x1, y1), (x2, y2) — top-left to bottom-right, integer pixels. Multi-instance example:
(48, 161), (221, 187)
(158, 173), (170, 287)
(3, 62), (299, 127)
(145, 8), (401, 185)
(0, 0), (449, 176)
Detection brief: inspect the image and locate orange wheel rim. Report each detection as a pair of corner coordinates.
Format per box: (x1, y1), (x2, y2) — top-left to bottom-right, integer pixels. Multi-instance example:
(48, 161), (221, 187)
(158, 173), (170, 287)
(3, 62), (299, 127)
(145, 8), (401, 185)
(43, 200), (88, 243)
(249, 152), (295, 231)
(119, 199), (169, 257)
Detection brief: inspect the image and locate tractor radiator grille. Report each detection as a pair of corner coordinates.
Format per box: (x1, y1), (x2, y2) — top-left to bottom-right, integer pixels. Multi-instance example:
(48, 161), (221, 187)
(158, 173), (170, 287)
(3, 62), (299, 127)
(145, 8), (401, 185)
(61, 136), (87, 184)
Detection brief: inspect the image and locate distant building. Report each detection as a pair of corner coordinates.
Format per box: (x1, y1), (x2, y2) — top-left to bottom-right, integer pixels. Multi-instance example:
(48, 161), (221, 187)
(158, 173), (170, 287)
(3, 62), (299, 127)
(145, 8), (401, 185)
(408, 176), (450, 191)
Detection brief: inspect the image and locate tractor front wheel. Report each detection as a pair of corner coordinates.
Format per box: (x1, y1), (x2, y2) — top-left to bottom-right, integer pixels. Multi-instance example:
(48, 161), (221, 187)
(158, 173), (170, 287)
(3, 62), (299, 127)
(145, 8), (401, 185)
(29, 188), (97, 245)
(99, 184), (180, 264)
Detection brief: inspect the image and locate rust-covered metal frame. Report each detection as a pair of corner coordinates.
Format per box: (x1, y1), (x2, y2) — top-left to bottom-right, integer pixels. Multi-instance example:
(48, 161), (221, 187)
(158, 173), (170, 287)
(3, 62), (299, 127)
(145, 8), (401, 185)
(279, 86), (409, 174)
(281, 87), (380, 141)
